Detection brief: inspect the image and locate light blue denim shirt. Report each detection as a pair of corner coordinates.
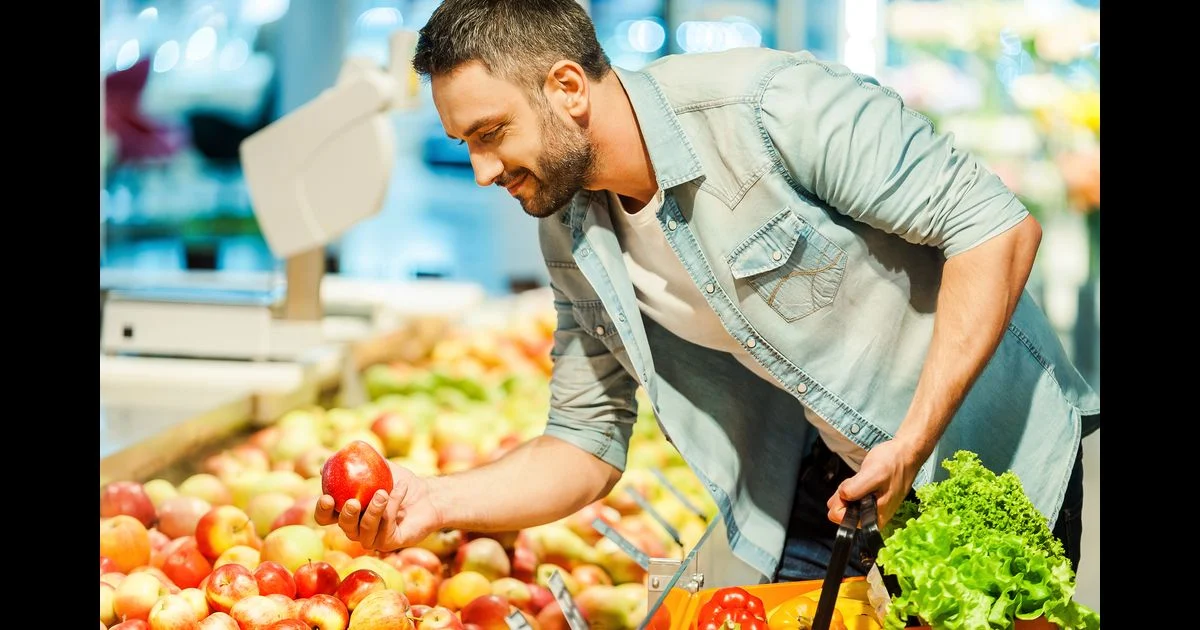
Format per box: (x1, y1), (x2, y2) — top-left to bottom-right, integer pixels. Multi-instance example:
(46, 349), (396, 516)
(537, 48), (1100, 579)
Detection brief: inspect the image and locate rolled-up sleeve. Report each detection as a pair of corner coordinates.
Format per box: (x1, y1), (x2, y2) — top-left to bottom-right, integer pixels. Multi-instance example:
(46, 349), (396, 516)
(760, 56), (1028, 258)
(541, 289), (639, 472)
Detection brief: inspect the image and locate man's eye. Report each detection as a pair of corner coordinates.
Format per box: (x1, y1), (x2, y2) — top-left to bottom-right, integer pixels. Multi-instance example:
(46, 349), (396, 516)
(481, 127), (502, 142)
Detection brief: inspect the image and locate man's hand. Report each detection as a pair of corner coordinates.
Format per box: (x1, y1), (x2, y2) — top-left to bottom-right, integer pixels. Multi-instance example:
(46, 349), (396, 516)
(314, 462), (441, 553)
(827, 438), (921, 527)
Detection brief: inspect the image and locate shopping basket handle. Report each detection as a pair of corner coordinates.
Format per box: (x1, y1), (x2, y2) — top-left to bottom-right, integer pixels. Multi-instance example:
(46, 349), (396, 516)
(812, 496), (869, 630)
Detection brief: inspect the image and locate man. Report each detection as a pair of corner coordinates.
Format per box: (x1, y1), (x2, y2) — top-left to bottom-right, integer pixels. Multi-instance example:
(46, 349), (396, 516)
(316, 0), (1100, 583)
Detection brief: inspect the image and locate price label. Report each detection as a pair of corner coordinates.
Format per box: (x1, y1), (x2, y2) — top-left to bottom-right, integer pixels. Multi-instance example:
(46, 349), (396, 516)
(591, 518), (650, 570)
(650, 468), (707, 520)
(623, 487), (682, 546)
(547, 569), (590, 630)
(505, 608), (534, 630)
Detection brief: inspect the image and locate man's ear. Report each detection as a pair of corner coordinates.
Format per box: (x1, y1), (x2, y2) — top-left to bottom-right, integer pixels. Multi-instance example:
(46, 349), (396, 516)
(544, 60), (589, 119)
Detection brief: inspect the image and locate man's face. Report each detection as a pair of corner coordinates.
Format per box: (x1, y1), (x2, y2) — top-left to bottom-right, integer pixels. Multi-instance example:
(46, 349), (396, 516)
(432, 62), (594, 218)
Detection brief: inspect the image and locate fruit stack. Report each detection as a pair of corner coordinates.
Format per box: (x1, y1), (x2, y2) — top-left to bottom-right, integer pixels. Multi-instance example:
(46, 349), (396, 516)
(100, 312), (717, 630)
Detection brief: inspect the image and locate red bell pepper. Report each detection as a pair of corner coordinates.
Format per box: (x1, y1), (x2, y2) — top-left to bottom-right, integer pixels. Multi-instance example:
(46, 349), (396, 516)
(695, 587), (768, 630)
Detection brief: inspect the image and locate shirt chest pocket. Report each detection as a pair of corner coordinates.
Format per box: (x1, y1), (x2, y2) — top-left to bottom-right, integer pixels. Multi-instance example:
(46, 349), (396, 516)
(726, 206), (848, 322)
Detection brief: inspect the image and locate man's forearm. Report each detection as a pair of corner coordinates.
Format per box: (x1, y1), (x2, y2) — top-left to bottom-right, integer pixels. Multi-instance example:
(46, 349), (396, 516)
(894, 214), (1043, 460)
(425, 435), (622, 533)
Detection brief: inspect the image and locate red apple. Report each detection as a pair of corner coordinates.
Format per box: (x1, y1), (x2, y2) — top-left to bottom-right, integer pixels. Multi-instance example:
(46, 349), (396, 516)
(397, 564), (439, 607)
(196, 505), (262, 561)
(321, 440), (393, 512)
(394, 547), (443, 578)
(100, 515), (152, 573)
(370, 412), (415, 458)
(130, 566), (181, 593)
(197, 612), (240, 629)
(527, 584), (554, 615)
(436, 443), (478, 472)
(452, 538), (510, 581)
(261, 524), (326, 573)
(272, 496), (321, 530)
(511, 545), (537, 583)
(295, 560), (341, 598)
(254, 561), (297, 598)
(298, 593), (351, 630)
(436, 571), (491, 612)
(417, 606), (465, 630)
(296, 447), (335, 479)
(178, 587), (210, 620)
(346, 589), (412, 629)
(230, 594), (291, 629)
(177, 473), (233, 506)
(490, 577), (532, 613)
(101, 481), (158, 529)
(335, 568), (387, 612)
(459, 595), (511, 630)
(323, 524), (368, 558)
(409, 605), (432, 621)
(570, 564), (612, 588)
(159, 536), (214, 589)
(205, 562), (260, 614)
(535, 601), (568, 630)
(114, 572), (172, 622)
(101, 555), (119, 575)
(213, 544), (261, 571)
(415, 529), (465, 559)
(147, 593), (198, 629)
(157, 495), (214, 540)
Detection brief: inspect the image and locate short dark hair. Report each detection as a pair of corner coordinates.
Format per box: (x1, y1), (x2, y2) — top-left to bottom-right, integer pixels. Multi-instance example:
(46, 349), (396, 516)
(412, 0), (611, 93)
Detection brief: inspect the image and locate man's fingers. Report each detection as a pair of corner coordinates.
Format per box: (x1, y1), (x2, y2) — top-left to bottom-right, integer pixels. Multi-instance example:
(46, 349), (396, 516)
(358, 491), (389, 547)
(338, 499), (363, 539)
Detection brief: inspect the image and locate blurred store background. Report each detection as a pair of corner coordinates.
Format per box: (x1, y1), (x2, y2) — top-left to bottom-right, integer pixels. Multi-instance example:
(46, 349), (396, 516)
(100, 0), (1099, 607)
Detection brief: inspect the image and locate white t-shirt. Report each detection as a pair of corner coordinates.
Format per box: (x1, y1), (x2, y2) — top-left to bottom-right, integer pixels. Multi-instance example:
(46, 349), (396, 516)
(608, 189), (868, 470)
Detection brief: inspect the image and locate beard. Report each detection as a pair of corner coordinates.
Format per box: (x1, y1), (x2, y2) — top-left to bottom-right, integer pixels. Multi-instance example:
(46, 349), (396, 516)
(501, 104), (595, 219)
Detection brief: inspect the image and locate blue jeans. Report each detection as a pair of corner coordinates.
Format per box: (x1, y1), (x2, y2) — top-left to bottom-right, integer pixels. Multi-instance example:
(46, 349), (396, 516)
(774, 425), (1090, 582)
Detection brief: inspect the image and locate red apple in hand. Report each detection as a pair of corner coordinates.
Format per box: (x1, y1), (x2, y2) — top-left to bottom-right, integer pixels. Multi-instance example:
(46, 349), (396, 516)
(335, 568), (387, 612)
(298, 593), (351, 630)
(295, 560), (341, 598)
(418, 606), (466, 630)
(254, 560), (297, 598)
(101, 481), (158, 528)
(321, 440), (393, 512)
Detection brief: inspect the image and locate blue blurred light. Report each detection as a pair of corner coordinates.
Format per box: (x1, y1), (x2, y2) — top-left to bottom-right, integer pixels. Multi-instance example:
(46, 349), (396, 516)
(153, 40), (180, 73)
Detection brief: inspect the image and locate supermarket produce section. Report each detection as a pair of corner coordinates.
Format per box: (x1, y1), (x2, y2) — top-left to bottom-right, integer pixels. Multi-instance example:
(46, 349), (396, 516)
(99, 296), (1098, 629)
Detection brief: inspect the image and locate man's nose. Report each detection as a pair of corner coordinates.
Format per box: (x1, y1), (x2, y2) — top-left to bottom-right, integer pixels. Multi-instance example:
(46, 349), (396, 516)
(469, 150), (503, 187)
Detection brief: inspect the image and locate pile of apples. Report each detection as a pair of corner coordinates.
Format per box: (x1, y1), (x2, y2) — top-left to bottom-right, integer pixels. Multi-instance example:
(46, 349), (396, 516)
(100, 342), (716, 629)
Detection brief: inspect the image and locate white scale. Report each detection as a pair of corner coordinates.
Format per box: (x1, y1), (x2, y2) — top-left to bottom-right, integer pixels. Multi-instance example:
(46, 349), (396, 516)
(101, 30), (438, 364)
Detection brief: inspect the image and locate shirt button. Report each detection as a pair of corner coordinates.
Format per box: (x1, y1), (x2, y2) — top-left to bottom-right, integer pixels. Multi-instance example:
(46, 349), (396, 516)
(667, 219), (678, 230)
(850, 424), (861, 434)
(594, 325), (605, 336)
(704, 283), (715, 294)
(796, 382), (808, 394)
(746, 337), (757, 348)
(709, 483), (719, 492)
(580, 248), (591, 257)
(772, 250), (783, 261)
(617, 312), (626, 322)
